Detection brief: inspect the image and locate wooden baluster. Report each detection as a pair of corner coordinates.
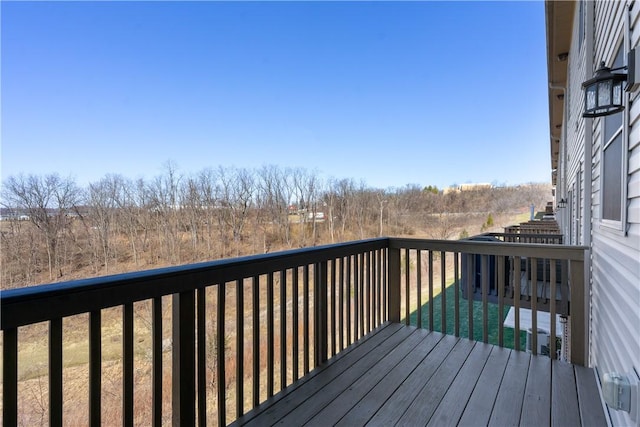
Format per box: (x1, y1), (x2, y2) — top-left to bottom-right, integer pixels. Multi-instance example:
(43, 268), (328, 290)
(252, 276), (260, 406)
(50, 317), (63, 427)
(237, 279), (245, 418)
(303, 266), (310, 374)
(454, 253), (460, 337)
(416, 250), (422, 328)
(267, 274), (274, 394)
(280, 270), (286, 390)
(387, 246), (401, 324)
(497, 257), (505, 348)
(482, 255), (489, 343)
(428, 251), (434, 332)
(90, 310), (102, 427)
(441, 251), (447, 335)
(405, 248), (410, 326)
(196, 291), (206, 427)
(292, 269), (299, 382)
(216, 285), (226, 426)
(3, 328), (18, 427)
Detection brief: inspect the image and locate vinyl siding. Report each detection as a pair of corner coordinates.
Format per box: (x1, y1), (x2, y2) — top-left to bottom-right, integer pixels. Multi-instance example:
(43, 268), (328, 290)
(634, 2), (640, 52)
(587, 2), (640, 426)
(568, 8), (586, 245)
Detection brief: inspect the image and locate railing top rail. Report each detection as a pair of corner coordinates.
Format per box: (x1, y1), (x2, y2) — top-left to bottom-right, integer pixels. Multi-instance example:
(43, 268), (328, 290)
(1, 238), (388, 329)
(1, 236), (588, 329)
(388, 237), (587, 260)
(482, 232), (564, 239)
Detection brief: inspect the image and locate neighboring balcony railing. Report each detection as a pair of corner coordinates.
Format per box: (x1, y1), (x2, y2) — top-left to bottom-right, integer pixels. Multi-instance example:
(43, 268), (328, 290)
(484, 231), (563, 244)
(503, 220), (562, 241)
(1, 237), (588, 426)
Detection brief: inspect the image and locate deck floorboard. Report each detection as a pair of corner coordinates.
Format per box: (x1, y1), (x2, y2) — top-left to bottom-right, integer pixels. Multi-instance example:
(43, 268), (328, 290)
(426, 342), (493, 427)
(520, 353), (552, 426)
(231, 324), (606, 427)
(552, 359), (581, 426)
(457, 345), (511, 426)
(333, 329), (442, 426)
(396, 338), (476, 426)
(489, 350), (531, 426)
(303, 328), (429, 426)
(365, 334), (459, 426)
(574, 365), (608, 426)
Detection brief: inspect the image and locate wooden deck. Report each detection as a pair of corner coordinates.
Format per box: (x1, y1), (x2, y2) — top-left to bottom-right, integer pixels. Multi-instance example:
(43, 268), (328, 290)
(233, 323), (606, 427)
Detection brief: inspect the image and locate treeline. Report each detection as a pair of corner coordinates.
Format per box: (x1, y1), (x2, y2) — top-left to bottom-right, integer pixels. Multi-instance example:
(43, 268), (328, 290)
(1, 164), (550, 288)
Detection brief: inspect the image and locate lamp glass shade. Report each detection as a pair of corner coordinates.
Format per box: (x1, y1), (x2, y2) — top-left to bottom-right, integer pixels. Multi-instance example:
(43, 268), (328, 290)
(598, 79), (611, 106)
(613, 82), (622, 105)
(586, 85), (597, 110)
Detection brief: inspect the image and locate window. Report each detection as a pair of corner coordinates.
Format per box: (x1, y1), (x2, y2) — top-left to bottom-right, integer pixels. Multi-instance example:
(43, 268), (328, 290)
(568, 188), (574, 243)
(601, 44), (625, 224)
(578, 1), (585, 49)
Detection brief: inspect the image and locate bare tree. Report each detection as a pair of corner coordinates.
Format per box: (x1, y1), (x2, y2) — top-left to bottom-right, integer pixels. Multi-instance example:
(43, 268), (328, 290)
(0, 213), (40, 287)
(330, 178), (355, 240)
(428, 192), (462, 240)
(112, 177), (148, 267)
(194, 168), (220, 257)
(147, 162), (182, 264)
(352, 183), (376, 239)
(322, 179), (340, 243)
(2, 174), (81, 280)
(256, 165), (294, 249)
(376, 191), (388, 237)
(180, 176), (204, 259)
(86, 175), (120, 273)
(292, 168), (320, 245)
(217, 166), (254, 255)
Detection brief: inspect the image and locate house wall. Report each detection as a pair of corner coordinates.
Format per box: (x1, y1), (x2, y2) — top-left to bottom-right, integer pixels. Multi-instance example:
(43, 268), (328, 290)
(567, 1), (640, 426)
(566, 4), (587, 246)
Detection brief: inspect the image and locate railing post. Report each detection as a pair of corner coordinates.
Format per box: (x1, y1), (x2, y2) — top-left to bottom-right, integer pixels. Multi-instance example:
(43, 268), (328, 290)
(387, 246), (401, 323)
(314, 261), (328, 365)
(569, 257), (587, 366)
(172, 291), (196, 426)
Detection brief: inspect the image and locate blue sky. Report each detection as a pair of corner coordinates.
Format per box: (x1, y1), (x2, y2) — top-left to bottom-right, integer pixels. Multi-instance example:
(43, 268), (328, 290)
(2, 1), (550, 190)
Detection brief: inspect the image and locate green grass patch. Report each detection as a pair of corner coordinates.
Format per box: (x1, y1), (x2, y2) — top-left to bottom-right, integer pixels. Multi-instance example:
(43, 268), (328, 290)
(409, 283), (526, 349)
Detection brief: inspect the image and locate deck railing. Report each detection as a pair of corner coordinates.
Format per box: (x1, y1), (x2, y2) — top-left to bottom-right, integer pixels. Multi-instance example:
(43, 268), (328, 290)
(504, 220), (561, 239)
(484, 231), (563, 244)
(387, 238), (587, 364)
(1, 237), (588, 426)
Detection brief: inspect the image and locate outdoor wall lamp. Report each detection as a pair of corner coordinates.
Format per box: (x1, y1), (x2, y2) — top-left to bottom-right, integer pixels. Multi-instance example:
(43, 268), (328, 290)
(582, 48), (639, 118)
(557, 198), (567, 209)
(582, 61), (627, 118)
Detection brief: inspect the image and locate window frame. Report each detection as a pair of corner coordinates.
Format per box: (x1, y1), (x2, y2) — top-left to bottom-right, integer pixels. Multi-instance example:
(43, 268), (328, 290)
(598, 41), (628, 234)
(578, 0), (585, 50)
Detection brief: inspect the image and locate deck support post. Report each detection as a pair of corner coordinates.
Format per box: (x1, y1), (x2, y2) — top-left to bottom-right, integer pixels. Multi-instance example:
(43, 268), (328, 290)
(314, 261), (328, 366)
(387, 246), (401, 323)
(172, 291), (196, 426)
(569, 257), (587, 366)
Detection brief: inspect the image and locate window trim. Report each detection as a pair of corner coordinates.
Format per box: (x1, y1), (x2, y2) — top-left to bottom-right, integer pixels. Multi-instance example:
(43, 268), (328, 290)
(598, 41), (628, 235)
(578, 0), (585, 50)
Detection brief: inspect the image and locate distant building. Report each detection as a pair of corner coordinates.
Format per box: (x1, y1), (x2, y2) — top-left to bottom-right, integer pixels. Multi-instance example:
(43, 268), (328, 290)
(459, 183), (492, 191)
(443, 183), (492, 194)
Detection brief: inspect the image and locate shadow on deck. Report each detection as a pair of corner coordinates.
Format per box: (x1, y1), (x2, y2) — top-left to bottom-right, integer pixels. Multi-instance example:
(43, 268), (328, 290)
(234, 323), (606, 427)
